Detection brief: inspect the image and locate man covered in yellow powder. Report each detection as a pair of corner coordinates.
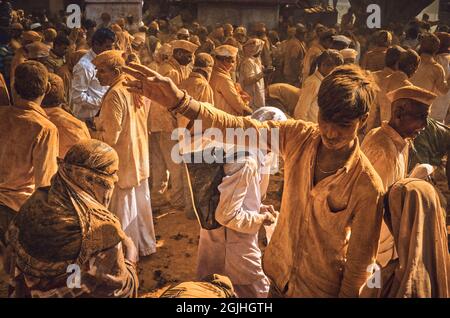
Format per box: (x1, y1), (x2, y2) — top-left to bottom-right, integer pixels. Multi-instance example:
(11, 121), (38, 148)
(123, 63), (385, 298)
(361, 85), (437, 269)
(41, 73), (91, 158)
(361, 30), (392, 72)
(149, 39), (198, 211)
(9, 30), (42, 93)
(92, 50), (156, 260)
(210, 45), (252, 116)
(0, 61), (58, 243)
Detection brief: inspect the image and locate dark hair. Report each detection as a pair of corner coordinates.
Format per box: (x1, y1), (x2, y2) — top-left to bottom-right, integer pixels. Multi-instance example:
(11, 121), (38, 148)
(83, 19), (97, 30)
(398, 49), (420, 77)
(318, 65), (377, 122)
(42, 73), (65, 107)
(14, 61), (48, 100)
(53, 34), (70, 47)
(385, 45), (405, 69)
(91, 27), (116, 46)
(419, 32), (440, 55)
(405, 27), (419, 40)
(316, 49), (344, 67)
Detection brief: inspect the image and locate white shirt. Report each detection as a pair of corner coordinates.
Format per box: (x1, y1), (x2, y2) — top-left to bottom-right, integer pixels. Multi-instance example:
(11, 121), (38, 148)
(70, 49), (109, 120)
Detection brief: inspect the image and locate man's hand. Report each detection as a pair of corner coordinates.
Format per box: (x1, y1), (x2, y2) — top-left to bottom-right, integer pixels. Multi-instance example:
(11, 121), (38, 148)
(121, 63), (184, 108)
(261, 204), (278, 226)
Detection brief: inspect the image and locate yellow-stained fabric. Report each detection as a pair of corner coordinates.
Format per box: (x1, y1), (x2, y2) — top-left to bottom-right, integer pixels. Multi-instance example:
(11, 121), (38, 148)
(367, 67), (394, 130)
(378, 71), (413, 122)
(293, 70), (323, 122)
(188, 102), (385, 297)
(9, 47), (27, 91)
(149, 56), (190, 133)
(209, 64), (252, 116)
(361, 121), (411, 267)
(44, 107), (91, 158)
(282, 37), (306, 85)
(0, 101), (58, 211)
(411, 54), (450, 97)
(361, 47), (387, 72)
(267, 83), (301, 116)
(94, 75), (150, 189)
(56, 49), (87, 103)
(302, 43), (324, 82)
(0, 72), (10, 105)
(362, 179), (450, 298)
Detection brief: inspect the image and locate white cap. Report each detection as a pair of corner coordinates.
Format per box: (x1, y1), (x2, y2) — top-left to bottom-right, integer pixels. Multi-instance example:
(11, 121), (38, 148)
(30, 23), (42, 30)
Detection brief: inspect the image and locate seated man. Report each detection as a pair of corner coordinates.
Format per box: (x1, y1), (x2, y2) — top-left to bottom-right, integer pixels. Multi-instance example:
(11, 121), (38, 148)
(362, 178), (450, 298)
(4, 140), (139, 298)
(42, 73), (91, 158)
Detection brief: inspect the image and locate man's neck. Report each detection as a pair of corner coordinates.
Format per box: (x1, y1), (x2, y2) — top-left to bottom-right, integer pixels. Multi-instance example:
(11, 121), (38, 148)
(387, 120), (406, 139)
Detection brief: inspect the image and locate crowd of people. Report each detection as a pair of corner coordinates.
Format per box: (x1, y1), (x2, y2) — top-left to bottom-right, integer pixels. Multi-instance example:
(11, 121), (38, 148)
(0, 3), (449, 298)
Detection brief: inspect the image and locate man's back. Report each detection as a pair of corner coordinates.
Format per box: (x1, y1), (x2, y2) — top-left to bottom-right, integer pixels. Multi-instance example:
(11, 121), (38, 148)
(0, 102), (58, 211)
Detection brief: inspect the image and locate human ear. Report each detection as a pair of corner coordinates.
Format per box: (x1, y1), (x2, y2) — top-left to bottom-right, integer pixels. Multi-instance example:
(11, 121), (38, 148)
(45, 82), (51, 94)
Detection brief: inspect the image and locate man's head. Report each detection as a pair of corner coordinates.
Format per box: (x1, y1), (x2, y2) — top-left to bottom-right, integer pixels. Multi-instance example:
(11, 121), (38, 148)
(319, 29), (335, 49)
(422, 13), (430, 22)
(91, 28), (116, 55)
(43, 28), (57, 44)
(385, 45), (406, 70)
(373, 30), (392, 48)
(171, 40), (198, 66)
(92, 50), (125, 86)
(177, 28), (190, 41)
(387, 86), (436, 139)
(126, 15), (134, 25)
(223, 23), (233, 37)
(21, 30), (42, 46)
(193, 53), (214, 81)
(316, 49), (344, 77)
(243, 38), (264, 58)
(317, 65), (377, 150)
(234, 26), (247, 44)
(101, 12), (111, 24)
(10, 22), (23, 39)
(13, 61), (49, 102)
(52, 35), (70, 58)
(405, 27), (419, 40)
(213, 26), (225, 40)
(295, 24), (307, 41)
(214, 45), (238, 71)
(25, 41), (50, 63)
(42, 73), (65, 108)
(398, 49), (420, 78)
(419, 32), (440, 55)
(340, 48), (358, 64)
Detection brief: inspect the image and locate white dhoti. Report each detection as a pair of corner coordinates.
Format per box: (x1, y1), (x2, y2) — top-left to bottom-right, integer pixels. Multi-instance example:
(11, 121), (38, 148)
(197, 227), (270, 298)
(109, 179), (156, 258)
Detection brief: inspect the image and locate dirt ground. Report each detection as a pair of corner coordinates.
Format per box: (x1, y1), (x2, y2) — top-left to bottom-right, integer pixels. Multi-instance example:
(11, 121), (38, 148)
(0, 167), (448, 298)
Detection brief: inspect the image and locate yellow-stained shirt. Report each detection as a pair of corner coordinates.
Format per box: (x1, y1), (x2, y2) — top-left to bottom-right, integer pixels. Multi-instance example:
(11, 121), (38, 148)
(367, 67), (395, 131)
(189, 102), (385, 297)
(149, 57), (190, 133)
(361, 121), (410, 267)
(209, 64), (252, 116)
(411, 54), (450, 97)
(302, 43), (324, 83)
(44, 106), (91, 158)
(94, 75), (150, 189)
(293, 70), (323, 122)
(0, 101), (59, 211)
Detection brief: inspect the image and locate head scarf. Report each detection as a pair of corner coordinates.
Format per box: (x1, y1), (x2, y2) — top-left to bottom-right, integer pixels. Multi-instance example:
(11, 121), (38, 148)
(6, 140), (126, 278)
(383, 178), (450, 298)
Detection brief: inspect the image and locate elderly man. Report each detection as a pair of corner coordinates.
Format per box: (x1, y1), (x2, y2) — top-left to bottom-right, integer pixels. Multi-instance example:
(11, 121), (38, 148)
(70, 28), (116, 124)
(92, 50), (155, 259)
(0, 61), (58, 242)
(41, 73), (91, 158)
(362, 85), (437, 268)
(239, 38), (270, 110)
(123, 63), (385, 298)
(149, 39), (198, 212)
(210, 45), (252, 116)
(294, 49), (344, 122)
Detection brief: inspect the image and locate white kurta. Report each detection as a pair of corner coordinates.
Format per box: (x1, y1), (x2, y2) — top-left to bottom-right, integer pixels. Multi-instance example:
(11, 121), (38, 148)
(196, 156), (270, 298)
(293, 70), (323, 122)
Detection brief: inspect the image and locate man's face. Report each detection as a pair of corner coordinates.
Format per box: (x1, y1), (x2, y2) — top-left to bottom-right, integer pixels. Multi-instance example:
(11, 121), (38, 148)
(174, 48), (193, 66)
(96, 65), (117, 86)
(394, 101), (429, 139)
(177, 34), (190, 41)
(318, 112), (365, 151)
(53, 43), (68, 58)
(318, 59), (337, 77)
